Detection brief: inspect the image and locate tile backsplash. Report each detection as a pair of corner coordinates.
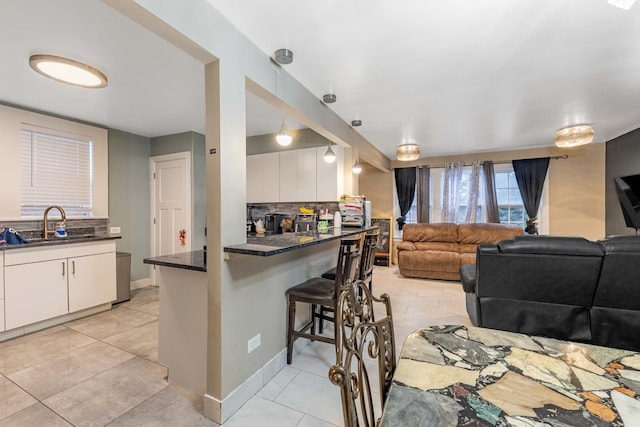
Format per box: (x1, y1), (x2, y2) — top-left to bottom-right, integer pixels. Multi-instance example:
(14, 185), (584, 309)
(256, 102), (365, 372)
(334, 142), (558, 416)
(1, 218), (108, 239)
(247, 202), (340, 222)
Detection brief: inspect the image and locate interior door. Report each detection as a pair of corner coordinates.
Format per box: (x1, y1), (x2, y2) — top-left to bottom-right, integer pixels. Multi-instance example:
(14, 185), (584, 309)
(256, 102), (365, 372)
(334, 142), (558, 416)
(151, 152), (192, 285)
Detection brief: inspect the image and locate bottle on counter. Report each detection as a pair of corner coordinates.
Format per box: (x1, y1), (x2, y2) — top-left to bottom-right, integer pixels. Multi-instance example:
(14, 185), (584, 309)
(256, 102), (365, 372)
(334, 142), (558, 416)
(334, 211), (342, 229)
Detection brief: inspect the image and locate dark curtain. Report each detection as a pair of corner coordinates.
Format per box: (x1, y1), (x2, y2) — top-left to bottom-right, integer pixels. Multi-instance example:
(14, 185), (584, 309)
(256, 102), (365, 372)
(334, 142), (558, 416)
(394, 167), (417, 230)
(512, 157), (550, 234)
(483, 161), (500, 223)
(417, 166), (430, 223)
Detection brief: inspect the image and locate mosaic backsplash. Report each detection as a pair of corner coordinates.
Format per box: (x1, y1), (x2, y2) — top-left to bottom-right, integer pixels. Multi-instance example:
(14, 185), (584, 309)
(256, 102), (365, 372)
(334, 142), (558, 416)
(247, 202), (340, 222)
(1, 218), (108, 239)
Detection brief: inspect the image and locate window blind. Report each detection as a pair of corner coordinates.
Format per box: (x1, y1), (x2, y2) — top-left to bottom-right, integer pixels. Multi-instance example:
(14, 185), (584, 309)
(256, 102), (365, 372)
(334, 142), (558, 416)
(20, 129), (93, 216)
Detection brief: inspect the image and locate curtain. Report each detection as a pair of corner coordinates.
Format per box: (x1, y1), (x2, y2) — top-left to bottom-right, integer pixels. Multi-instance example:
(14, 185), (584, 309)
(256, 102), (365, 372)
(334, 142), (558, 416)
(441, 162), (464, 222)
(464, 161), (481, 223)
(512, 157), (550, 234)
(417, 166), (430, 223)
(483, 161), (500, 223)
(394, 167), (417, 230)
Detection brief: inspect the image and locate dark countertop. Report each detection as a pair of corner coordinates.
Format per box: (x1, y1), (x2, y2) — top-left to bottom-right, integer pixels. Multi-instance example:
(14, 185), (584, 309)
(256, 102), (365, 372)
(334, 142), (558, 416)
(224, 226), (377, 257)
(143, 250), (206, 272)
(0, 234), (121, 251)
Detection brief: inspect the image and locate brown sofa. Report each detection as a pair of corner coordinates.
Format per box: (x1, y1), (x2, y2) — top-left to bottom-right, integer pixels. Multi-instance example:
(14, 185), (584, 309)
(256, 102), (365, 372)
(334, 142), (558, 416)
(397, 223), (523, 280)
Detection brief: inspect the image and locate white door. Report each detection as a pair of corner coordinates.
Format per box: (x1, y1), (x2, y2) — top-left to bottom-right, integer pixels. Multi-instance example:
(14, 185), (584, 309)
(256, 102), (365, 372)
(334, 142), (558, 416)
(151, 152), (192, 284)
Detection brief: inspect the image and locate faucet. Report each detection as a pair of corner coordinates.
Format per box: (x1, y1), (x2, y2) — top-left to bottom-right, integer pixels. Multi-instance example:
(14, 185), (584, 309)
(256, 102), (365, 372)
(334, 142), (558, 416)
(43, 205), (66, 239)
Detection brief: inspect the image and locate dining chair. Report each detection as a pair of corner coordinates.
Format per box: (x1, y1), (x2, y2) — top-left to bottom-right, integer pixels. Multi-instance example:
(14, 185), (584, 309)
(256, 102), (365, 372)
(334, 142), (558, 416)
(285, 238), (360, 364)
(329, 279), (396, 427)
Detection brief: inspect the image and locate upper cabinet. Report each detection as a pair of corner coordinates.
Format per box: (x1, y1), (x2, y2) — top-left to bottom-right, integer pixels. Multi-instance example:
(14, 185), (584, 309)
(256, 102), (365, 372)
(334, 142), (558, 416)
(247, 146), (345, 203)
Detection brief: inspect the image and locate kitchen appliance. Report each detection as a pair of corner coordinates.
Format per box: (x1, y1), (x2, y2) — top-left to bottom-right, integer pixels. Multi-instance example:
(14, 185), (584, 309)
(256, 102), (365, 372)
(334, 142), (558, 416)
(339, 196), (371, 227)
(265, 213), (287, 234)
(295, 214), (317, 232)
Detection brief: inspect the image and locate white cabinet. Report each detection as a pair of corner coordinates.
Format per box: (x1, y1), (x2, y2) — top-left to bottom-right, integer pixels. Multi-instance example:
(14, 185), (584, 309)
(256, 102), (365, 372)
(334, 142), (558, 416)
(279, 147), (317, 202)
(4, 242), (116, 330)
(316, 146), (344, 202)
(247, 152), (279, 203)
(5, 259), (68, 330)
(68, 252), (116, 312)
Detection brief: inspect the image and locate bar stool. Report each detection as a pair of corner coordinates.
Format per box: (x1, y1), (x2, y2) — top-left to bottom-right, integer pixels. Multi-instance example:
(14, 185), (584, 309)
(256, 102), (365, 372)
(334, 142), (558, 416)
(285, 238), (360, 364)
(322, 231), (380, 291)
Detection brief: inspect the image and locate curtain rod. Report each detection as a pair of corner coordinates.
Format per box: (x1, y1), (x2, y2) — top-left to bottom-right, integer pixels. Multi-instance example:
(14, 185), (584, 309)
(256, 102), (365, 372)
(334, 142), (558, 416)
(415, 154), (568, 169)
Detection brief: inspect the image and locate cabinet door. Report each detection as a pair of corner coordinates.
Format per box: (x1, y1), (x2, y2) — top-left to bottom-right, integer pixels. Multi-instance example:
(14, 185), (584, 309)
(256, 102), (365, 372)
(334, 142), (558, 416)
(279, 150), (299, 202)
(247, 153), (279, 203)
(5, 260), (68, 330)
(297, 148), (317, 201)
(68, 252), (116, 312)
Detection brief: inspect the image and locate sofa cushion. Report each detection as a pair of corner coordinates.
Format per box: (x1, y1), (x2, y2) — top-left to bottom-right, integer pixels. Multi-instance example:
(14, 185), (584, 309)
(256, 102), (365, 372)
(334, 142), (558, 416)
(396, 241), (416, 251)
(402, 223), (458, 243)
(458, 223), (523, 245)
(498, 235), (604, 256)
(398, 250), (460, 273)
(414, 241), (459, 252)
(459, 252), (476, 265)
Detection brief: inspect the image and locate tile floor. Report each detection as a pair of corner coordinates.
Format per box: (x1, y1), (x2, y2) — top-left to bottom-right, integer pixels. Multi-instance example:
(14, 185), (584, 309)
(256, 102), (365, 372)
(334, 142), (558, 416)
(0, 265), (470, 426)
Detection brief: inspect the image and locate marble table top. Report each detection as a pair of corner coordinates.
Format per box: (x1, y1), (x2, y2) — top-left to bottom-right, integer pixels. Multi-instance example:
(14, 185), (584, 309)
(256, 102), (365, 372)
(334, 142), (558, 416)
(379, 325), (640, 426)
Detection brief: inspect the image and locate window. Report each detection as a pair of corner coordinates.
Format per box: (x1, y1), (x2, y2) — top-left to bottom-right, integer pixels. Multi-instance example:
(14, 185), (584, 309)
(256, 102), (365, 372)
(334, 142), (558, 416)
(494, 167), (525, 228)
(21, 128), (93, 216)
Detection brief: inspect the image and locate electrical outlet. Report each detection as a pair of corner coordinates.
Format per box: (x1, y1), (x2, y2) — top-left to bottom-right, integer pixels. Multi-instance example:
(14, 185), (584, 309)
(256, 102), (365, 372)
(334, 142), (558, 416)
(247, 333), (261, 353)
(110, 226), (121, 234)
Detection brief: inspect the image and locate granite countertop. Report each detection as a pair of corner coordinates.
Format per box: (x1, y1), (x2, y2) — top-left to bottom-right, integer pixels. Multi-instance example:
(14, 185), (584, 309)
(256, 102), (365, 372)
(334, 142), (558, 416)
(224, 226), (377, 257)
(380, 324), (640, 426)
(143, 250), (206, 272)
(0, 233), (121, 251)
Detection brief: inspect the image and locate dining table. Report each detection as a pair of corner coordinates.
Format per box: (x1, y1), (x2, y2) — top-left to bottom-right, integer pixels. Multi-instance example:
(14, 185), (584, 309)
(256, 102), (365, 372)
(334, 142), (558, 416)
(379, 325), (640, 426)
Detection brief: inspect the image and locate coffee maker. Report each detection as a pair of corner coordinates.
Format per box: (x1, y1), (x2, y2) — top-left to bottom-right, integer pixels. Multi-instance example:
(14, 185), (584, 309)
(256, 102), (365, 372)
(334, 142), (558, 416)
(264, 213), (286, 234)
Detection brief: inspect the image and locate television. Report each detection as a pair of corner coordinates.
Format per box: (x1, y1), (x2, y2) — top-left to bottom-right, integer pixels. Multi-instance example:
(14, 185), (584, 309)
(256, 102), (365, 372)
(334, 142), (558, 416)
(614, 174), (640, 231)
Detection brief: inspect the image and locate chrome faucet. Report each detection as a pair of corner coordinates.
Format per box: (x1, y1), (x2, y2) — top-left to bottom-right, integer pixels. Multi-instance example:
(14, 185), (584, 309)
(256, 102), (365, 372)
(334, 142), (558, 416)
(43, 205), (66, 239)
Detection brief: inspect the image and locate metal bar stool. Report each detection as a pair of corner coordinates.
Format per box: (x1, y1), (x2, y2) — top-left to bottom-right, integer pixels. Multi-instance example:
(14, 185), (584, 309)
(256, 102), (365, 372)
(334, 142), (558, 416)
(322, 231), (380, 291)
(285, 238), (360, 364)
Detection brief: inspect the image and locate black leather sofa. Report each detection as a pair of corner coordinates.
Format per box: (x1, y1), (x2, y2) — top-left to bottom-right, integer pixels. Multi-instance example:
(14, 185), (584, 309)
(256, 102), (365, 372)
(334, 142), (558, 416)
(461, 235), (640, 351)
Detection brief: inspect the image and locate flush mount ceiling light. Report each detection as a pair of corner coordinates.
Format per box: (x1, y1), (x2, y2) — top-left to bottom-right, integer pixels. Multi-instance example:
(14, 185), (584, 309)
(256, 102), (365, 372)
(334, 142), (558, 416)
(352, 157), (362, 174)
(554, 125), (595, 148)
(396, 143), (420, 161)
(323, 144), (336, 163)
(608, 0), (636, 10)
(351, 119), (362, 127)
(29, 54), (107, 88)
(322, 93), (336, 104)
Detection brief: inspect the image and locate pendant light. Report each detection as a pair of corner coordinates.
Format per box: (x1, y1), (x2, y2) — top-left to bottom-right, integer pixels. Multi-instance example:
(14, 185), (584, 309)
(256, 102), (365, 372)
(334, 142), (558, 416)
(352, 157), (362, 174)
(324, 144), (336, 163)
(274, 49), (293, 146)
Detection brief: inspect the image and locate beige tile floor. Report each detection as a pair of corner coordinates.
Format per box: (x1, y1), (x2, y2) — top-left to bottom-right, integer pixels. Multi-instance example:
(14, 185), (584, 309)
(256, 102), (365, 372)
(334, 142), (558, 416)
(0, 265), (470, 426)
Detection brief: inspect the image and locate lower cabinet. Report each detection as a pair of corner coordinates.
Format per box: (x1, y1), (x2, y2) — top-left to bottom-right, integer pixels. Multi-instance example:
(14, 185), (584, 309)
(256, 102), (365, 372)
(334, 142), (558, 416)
(3, 242), (116, 331)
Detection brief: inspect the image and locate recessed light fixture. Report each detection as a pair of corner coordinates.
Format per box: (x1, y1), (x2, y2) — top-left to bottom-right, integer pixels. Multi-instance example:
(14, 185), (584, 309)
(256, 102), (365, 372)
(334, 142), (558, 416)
(554, 125), (594, 148)
(323, 93), (336, 104)
(351, 119), (362, 127)
(29, 54), (107, 88)
(396, 143), (420, 161)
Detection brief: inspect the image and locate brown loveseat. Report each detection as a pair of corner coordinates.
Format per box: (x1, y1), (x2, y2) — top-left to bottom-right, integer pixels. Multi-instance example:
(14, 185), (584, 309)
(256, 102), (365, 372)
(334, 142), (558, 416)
(397, 223), (523, 280)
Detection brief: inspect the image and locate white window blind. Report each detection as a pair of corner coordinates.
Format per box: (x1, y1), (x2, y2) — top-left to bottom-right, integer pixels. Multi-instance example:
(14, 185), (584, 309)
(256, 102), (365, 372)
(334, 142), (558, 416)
(21, 129), (93, 216)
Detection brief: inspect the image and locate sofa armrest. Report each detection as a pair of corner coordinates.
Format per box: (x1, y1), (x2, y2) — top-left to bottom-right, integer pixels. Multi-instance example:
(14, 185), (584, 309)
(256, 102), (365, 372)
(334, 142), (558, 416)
(460, 264), (476, 293)
(396, 241), (416, 252)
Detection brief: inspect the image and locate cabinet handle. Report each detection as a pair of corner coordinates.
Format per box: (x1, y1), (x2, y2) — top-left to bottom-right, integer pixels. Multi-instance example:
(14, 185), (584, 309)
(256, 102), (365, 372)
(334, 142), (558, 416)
(72, 260), (75, 275)
(62, 262), (65, 276)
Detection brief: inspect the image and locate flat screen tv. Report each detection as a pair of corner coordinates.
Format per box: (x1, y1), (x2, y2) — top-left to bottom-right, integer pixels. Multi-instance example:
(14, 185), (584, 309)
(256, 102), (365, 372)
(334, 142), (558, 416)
(614, 174), (640, 231)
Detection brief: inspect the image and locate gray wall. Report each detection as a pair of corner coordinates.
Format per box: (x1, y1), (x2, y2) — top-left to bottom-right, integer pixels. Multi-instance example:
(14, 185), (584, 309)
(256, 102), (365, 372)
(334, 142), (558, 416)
(606, 127), (640, 236)
(151, 131), (207, 250)
(108, 129), (151, 281)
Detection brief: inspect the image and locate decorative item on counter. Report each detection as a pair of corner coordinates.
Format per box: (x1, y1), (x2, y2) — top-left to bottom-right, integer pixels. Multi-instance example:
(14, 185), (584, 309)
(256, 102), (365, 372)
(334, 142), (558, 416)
(0, 227), (29, 245)
(299, 205), (314, 214)
(280, 218), (294, 232)
(254, 219), (266, 235)
(179, 229), (186, 246)
(334, 211), (342, 229)
(318, 220), (328, 234)
(54, 222), (67, 238)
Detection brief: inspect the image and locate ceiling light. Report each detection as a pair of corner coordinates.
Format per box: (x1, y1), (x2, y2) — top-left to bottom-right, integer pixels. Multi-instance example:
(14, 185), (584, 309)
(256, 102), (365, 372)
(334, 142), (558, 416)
(274, 48), (293, 65)
(396, 144), (420, 161)
(351, 119), (362, 127)
(276, 120), (292, 146)
(323, 94), (336, 104)
(323, 144), (336, 163)
(554, 125), (594, 148)
(352, 158), (362, 174)
(29, 54), (107, 88)
(608, 0), (636, 10)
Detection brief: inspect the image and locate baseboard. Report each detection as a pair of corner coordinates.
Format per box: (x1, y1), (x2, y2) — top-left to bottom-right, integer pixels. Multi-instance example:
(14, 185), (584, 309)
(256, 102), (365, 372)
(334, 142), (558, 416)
(130, 278), (151, 290)
(203, 346), (297, 424)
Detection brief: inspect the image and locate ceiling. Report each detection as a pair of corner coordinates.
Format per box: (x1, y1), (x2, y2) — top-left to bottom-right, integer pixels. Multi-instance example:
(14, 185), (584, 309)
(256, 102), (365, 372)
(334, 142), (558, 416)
(2, 1), (640, 161)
